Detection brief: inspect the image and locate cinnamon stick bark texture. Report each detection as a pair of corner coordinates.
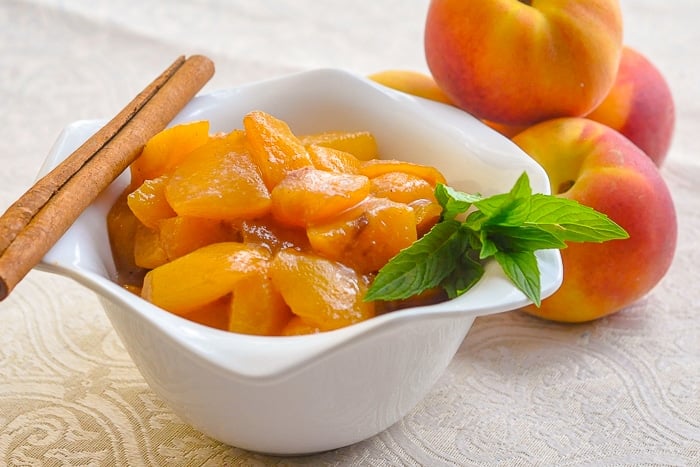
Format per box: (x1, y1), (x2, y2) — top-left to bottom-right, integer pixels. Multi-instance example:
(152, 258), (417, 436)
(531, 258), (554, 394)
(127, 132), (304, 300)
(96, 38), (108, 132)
(0, 54), (215, 300)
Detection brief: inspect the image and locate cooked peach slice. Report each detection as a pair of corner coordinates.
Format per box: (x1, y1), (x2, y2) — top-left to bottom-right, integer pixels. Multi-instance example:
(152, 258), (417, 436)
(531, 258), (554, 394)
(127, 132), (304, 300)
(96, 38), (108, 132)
(159, 216), (234, 261)
(359, 159), (446, 185)
(166, 140), (271, 220)
(307, 196), (417, 273)
(127, 175), (176, 229)
(182, 295), (231, 331)
(280, 316), (323, 336)
(270, 167), (370, 227)
(243, 110), (313, 189)
(300, 130), (379, 161)
(270, 248), (376, 330)
(142, 242), (270, 315)
(306, 144), (361, 174)
(229, 273), (294, 336)
(133, 223), (168, 269)
(409, 199), (443, 236)
(107, 189), (147, 287)
(130, 120), (210, 188)
(237, 215), (310, 253)
(369, 171), (437, 204)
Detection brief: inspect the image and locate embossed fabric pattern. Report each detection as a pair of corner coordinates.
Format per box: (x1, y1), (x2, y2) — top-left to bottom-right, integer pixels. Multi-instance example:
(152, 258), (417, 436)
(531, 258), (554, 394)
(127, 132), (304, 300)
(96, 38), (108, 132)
(0, 0), (698, 465)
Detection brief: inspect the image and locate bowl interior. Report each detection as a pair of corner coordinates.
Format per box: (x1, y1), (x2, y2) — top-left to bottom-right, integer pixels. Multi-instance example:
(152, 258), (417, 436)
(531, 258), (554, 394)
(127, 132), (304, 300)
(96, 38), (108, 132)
(37, 68), (562, 379)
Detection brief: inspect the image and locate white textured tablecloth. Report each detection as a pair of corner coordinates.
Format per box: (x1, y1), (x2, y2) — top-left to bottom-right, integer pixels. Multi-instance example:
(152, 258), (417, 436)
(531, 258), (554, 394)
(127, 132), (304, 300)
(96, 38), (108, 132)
(1, 1), (698, 465)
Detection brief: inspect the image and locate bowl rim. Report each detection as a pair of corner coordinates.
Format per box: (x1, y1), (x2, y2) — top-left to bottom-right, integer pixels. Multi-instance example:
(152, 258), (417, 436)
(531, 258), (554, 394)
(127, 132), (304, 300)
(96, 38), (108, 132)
(36, 67), (563, 381)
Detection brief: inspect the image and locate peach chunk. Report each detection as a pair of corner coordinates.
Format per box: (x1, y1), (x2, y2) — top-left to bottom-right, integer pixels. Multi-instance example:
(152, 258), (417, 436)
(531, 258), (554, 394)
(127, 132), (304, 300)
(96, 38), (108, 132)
(107, 189), (147, 287)
(238, 215), (310, 253)
(270, 249), (376, 330)
(410, 198), (443, 236)
(159, 216), (234, 261)
(182, 295), (231, 331)
(130, 120), (210, 188)
(370, 171), (437, 204)
(270, 167), (370, 228)
(142, 242), (270, 315)
(307, 196), (417, 273)
(281, 316), (323, 336)
(306, 144), (361, 174)
(229, 273), (294, 336)
(127, 175), (176, 229)
(243, 110), (313, 189)
(165, 140), (271, 220)
(300, 130), (379, 161)
(133, 223), (168, 269)
(360, 159), (446, 186)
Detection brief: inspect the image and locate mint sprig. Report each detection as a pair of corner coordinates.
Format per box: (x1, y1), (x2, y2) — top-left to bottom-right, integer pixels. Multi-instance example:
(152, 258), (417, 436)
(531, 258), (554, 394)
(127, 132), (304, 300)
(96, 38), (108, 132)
(364, 172), (629, 306)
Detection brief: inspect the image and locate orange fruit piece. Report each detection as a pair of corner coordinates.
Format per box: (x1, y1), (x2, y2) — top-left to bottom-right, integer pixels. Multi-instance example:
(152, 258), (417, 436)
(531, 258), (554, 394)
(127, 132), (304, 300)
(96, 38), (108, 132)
(229, 273), (294, 336)
(182, 295), (231, 331)
(107, 189), (147, 287)
(360, 159), (446, 186)
(159, 216), (234, 261)
(133, 223), (168, 269)
(410, 199), (443, 237)
(368, 69), (454, 105)
(307, 144), (361, 174)
(370, 171), (437, 204)
(270, 167), (370, 228)
(307, 196), (418, 273)
(237, 215), (310, 253)
(130, 120), (210, 188)
(127, 175), (176, 229)
(142, 242), (270, 315)
(281, 316), (323, 336)
(165, 139), (271, 220)
(270, 248), (376, 330)
(243, 110), (313, 189)
(300, 130), (379, 161)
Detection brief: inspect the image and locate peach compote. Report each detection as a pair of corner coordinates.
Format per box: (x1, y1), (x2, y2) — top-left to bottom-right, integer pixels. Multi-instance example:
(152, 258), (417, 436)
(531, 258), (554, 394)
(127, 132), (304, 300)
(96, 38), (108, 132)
(107, 110), (446, 336)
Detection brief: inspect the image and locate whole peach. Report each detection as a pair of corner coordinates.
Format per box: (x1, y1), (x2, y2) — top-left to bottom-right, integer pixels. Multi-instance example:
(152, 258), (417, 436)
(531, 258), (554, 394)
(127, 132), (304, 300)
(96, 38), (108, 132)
(512, 118), (677, 322)
(424, 0), (624, 126)
(586, 46), (675, 166)
(367, 70), (453, 105)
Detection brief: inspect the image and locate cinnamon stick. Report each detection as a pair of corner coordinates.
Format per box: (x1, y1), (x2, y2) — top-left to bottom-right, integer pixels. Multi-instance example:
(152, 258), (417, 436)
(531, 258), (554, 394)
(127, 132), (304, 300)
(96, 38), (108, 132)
(0, 54), (215, 300)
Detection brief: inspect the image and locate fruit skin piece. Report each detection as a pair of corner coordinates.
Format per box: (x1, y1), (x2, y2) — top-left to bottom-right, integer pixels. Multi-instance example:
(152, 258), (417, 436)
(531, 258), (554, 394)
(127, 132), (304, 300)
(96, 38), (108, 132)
(585, 46), (676, 166)
(512, 117), (677, 322)
(424, 0), (623, 126)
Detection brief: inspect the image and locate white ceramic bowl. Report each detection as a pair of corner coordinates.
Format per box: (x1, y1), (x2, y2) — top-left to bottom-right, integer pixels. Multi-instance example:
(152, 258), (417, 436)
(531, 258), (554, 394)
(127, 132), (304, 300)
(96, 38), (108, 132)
(37, 69), (562, 455)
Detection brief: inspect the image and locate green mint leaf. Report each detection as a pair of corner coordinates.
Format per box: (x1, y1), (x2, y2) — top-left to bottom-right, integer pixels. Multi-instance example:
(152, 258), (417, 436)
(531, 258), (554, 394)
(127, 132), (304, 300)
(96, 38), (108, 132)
(472, 172), (532, 226)
(435, 183), (481, 220)
(442, 252), (484, 299)
(463, 209), (488, 232)
(479, 229), (499, 259)
(484, 225), (567, 252)
(525, 194), (629, 243)
(508, 171), (534, 198)
(494, 250), (541, 306)
(364, 220), (465, 301)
